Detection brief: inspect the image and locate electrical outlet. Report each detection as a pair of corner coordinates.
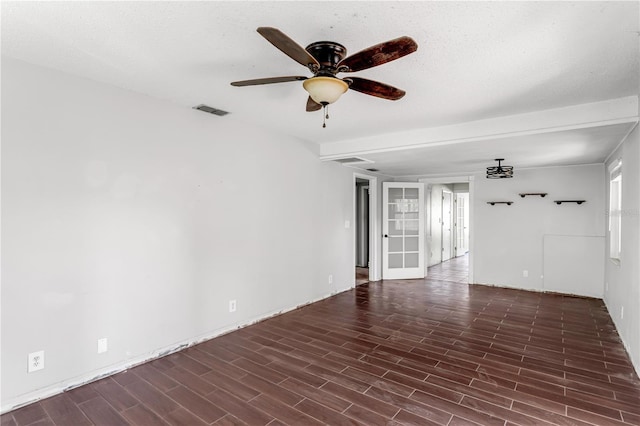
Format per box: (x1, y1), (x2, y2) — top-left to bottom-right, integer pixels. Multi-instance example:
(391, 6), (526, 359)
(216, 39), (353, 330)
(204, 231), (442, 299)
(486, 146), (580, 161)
(522, 270), (528, 278)
(28, 351), (45, 373)
(328, 274), (333, 284)
(621, 306), (624, 319)
(229, 300), (237, 313)
(97, 338), (108, 354)
(605, 282), (609, 292)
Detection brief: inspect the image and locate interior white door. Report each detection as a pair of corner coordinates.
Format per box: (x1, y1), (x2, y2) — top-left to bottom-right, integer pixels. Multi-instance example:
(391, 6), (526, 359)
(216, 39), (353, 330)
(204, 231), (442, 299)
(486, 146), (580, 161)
(382, 182), (424, 279)
(455, 193), (469, 256)
(463, 193), (470, 253)
(442, 191), (453, 261)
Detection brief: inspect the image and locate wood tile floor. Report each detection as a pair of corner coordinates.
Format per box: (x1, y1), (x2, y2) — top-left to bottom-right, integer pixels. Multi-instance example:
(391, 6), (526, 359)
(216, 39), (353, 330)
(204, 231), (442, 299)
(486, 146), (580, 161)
(3, 279), (640, 425)
(355, 267), (369, 285)
(428, 254), (469, 284)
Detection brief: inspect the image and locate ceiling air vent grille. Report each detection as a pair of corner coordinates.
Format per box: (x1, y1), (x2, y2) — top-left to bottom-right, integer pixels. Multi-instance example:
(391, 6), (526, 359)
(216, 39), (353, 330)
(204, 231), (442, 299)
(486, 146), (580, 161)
(193, 104), (229, 116)
(331, 157), (373, 165)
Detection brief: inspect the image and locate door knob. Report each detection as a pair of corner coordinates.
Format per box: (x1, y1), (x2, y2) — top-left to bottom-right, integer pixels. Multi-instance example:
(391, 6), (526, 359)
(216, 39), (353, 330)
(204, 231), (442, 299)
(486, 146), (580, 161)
(384, 234), (388, 238)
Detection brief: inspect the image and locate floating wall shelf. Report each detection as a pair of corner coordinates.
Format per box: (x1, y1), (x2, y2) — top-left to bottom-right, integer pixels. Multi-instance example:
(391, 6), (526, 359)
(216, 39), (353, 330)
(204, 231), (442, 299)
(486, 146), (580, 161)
(519, 193), (547, 198)
(554, 200), (586, 205)
(487, 201), (513, 206)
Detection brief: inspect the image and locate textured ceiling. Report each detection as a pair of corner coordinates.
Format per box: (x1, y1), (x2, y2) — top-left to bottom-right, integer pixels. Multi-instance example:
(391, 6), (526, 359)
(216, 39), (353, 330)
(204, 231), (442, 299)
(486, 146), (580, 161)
(2, 1), (639, 177)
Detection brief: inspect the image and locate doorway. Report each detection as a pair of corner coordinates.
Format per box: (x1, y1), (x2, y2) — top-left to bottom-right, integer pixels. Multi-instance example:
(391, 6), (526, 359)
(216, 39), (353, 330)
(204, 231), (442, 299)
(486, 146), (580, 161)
(355, 178), (370, 285)
(421, 177), (473, 284)
(353, 174), (378, 285)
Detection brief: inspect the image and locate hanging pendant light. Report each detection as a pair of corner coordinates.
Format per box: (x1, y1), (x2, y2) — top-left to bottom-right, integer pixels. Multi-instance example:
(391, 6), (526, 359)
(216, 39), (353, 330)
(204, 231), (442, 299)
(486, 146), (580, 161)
(486, 158), (514, 179)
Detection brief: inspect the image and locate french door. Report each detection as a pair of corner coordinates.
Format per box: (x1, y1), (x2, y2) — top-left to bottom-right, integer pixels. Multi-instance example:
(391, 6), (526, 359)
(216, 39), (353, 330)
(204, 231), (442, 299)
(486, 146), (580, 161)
(382, 182), (425, 279)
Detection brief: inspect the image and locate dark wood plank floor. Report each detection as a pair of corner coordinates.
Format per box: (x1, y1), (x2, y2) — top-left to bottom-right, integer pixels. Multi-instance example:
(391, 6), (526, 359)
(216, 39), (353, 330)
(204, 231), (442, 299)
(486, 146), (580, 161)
(428, 254), (469, 284)
(3, 277), (640, 425)
(355, 267), (369, 285)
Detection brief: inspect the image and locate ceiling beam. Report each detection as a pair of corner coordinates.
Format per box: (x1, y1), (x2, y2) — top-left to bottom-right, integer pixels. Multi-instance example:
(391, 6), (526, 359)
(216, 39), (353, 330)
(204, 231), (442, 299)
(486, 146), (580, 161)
(320, 96), (639, 160)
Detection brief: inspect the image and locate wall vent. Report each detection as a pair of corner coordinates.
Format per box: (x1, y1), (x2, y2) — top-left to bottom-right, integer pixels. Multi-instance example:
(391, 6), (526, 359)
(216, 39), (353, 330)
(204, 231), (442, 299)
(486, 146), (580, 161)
(331, 157), (373, 165)
(193, 104), (230, 116)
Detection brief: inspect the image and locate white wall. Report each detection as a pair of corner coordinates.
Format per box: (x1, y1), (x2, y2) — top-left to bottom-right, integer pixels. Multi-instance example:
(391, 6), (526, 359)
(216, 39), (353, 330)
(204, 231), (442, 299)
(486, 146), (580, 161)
(1, 58), (356, 410)
(453, 183), (469, 193)
(473, 164), (605, 296)
(604, 123), (640, 375)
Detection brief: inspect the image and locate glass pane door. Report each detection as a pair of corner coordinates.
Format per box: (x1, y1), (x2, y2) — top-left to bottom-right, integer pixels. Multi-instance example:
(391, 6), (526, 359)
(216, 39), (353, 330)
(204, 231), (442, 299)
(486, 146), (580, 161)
(383, 183), (424, 279)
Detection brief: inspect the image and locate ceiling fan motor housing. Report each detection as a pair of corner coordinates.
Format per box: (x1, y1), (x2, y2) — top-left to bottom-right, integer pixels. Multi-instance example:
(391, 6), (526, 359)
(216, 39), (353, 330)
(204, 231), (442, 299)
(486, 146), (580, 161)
(305, 41), (347, 76)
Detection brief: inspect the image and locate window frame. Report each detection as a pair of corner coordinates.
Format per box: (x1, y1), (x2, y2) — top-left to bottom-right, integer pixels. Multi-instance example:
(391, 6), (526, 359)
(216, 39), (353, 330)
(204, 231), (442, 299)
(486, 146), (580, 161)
(608, 160), (622, 262)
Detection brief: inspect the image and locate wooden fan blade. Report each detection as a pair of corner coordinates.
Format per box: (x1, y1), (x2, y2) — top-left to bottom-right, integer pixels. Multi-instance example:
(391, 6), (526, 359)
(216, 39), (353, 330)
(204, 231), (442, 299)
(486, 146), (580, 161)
(346, 77), (406, 100)
(338, 36), (418, 72)
(306, 96), (322, 112)
(231, 76), (307, 86)
(257, 27), (320, 69)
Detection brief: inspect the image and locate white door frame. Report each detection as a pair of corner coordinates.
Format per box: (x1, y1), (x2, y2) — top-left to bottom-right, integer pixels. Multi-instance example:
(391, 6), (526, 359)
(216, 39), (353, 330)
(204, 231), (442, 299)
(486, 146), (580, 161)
(353, 173), (379, 282)
(419, 176), (475, 284)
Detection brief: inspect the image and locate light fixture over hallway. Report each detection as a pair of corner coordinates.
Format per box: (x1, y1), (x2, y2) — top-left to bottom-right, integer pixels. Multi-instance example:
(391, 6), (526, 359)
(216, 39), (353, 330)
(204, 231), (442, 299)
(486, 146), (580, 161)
(486, 158), (514, 179)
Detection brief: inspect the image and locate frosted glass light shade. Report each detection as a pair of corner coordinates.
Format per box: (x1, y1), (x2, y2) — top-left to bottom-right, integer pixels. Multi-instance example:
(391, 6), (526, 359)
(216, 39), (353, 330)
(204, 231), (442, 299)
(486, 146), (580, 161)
(303, 77), (348, 105)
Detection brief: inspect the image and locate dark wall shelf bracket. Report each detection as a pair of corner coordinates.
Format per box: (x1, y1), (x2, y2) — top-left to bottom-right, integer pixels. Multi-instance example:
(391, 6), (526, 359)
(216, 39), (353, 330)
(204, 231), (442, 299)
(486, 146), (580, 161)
(519, 193), (547, 198)
(554, 200), (586, 205)
(487, 201), (513, 206)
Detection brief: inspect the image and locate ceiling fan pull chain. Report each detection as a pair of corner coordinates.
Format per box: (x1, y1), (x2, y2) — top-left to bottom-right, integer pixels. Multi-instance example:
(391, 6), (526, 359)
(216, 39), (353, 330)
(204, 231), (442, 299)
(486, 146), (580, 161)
(322, 104), (328, 128)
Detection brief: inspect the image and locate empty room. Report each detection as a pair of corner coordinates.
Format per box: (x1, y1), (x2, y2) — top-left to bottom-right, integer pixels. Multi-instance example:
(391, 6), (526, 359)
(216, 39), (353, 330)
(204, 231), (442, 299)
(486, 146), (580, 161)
(2, 1), (639, 425)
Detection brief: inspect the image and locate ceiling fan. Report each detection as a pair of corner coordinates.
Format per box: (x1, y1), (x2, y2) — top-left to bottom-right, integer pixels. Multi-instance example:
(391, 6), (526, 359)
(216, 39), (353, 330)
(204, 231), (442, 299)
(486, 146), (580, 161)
(231, 27), (418, 127)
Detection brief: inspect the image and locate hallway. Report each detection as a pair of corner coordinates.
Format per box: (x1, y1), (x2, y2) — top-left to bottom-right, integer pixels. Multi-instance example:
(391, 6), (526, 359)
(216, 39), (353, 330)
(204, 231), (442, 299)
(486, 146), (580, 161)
(428, 253), (469, 283)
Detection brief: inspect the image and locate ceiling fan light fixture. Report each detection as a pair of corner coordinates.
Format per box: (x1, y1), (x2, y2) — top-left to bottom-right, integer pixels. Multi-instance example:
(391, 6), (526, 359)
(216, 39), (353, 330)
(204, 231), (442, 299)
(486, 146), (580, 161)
(486, 158), (514, 179)
(303, 76), (348, 105)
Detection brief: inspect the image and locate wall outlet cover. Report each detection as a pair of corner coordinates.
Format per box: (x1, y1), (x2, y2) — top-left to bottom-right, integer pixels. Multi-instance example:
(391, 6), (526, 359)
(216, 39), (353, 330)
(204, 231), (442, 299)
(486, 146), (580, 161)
(98, 338), (108, 354)
(28, 351), (45, 373)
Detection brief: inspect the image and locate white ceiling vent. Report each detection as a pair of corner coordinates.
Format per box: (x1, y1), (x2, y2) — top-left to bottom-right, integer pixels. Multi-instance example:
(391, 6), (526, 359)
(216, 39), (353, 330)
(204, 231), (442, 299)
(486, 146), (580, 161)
(331, 157), (374, 165)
